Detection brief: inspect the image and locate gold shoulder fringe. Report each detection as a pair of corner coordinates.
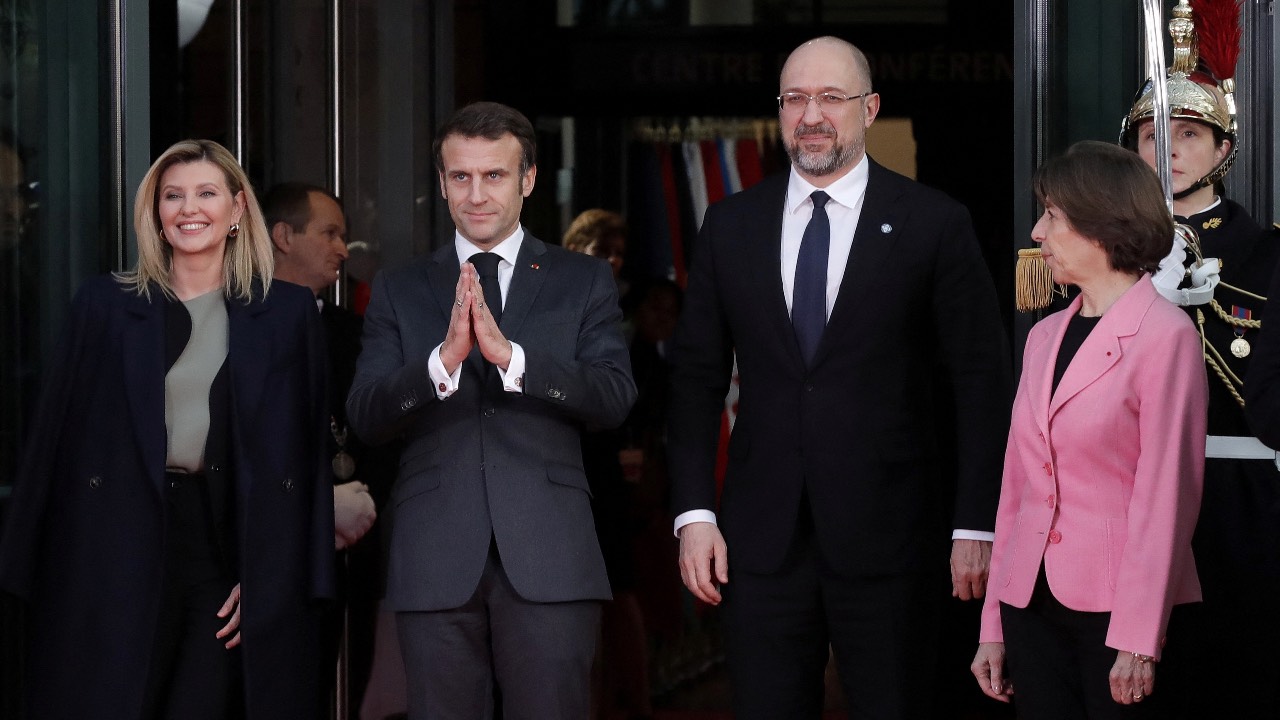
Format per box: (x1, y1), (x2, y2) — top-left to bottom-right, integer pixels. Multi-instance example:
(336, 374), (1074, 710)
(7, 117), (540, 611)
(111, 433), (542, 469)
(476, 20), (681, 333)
(1015, 248), (1056, 312)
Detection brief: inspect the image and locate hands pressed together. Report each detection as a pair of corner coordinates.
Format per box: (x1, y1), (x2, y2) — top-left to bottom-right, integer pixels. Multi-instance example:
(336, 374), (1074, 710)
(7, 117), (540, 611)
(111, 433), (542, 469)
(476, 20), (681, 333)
(440, 261), (511, 374)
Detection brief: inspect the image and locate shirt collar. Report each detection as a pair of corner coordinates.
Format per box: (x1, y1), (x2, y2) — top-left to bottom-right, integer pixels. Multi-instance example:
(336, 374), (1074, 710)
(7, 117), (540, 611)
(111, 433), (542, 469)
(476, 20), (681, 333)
(785, 154), (870, 214)
(454, 225), (525, 267)
(1186, 195), (1223, 217)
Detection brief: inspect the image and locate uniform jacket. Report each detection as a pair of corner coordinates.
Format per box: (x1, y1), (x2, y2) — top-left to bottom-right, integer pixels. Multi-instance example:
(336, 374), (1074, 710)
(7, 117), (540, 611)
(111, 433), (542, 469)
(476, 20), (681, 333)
(980, 277), (1206, 658)
(667, 161), (1012, 576)
(0, 275), (335, 719)
(346, 233), (636, 611)
(1180, 203), (1280, 580)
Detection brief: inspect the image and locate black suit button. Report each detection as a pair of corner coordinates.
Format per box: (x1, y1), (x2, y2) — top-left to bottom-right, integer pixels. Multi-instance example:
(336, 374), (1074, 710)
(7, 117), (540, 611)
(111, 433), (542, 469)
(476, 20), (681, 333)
(88, 475), (103, 489)
(483, 407), (495, 418)
(209, 464), (221, 473)
(805, 384), (814, 392)
(282, 477), (295, 492)
(170, 480), (181, 489)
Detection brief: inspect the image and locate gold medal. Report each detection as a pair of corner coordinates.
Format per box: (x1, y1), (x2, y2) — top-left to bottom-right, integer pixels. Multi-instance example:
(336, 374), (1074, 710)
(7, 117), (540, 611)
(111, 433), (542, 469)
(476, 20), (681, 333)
(1231, 337), (1251, 358)
(332, 450), (356, 480)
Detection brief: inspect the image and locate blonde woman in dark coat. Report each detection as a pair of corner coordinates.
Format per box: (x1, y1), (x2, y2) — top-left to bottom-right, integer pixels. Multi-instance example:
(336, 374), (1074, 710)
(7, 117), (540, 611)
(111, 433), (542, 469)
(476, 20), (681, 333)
(0, 139), (334, 719)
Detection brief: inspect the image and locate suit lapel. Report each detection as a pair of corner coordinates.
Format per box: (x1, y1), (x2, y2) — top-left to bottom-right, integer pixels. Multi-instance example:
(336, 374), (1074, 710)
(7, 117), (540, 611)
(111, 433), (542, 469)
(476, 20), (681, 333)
(1046, 281), (1151, 422)
(228, 289), (272, 459)
(502, 233), (549, 340)
(751, 181), (802, 369)
(812, 160), (902, 368)
(1047, 325), (1122, 422)
(426, 243), (462, 321)
(122, 289), (167, 494)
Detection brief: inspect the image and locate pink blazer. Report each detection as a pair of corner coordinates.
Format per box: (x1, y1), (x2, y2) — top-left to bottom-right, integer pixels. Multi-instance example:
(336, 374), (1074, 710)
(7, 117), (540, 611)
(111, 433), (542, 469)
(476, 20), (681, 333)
(979, 277), (1206, 659)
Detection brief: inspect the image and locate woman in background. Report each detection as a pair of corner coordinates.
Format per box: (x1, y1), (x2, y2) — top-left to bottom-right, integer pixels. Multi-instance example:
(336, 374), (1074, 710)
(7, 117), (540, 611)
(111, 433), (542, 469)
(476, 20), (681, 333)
(0, 139), (333, 719)
(971, 141), (1206, 718)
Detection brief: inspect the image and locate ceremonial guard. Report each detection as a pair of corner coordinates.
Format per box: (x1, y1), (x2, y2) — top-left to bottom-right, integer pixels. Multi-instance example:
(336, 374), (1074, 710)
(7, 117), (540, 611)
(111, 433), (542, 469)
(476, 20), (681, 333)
(1116, 2), (1280, 716)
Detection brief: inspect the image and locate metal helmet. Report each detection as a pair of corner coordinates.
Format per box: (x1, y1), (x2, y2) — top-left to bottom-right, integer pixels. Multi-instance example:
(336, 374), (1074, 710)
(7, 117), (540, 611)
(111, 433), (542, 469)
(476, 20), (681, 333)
(1119, 0), (1239, 199)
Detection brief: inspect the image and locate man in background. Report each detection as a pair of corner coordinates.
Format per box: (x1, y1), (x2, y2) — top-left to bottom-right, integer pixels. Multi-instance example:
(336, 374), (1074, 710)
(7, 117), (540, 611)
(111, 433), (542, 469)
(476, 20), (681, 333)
(263, 182), (388, 715)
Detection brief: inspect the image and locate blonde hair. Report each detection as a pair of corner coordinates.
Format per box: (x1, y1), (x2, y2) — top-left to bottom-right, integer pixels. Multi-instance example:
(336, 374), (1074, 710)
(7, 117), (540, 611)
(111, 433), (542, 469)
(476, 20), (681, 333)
(117, 139), (273, 301)
(562, 208), (626, 254)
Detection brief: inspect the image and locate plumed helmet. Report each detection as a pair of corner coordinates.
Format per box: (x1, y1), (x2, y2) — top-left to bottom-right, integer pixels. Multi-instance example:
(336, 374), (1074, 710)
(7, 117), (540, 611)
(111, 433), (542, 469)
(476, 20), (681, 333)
(1119, 0), (1240, 198)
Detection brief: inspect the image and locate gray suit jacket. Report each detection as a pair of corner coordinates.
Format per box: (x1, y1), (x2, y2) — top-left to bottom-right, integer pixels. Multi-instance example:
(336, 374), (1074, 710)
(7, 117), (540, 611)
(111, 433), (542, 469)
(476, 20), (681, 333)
(347, 232), (636, 611)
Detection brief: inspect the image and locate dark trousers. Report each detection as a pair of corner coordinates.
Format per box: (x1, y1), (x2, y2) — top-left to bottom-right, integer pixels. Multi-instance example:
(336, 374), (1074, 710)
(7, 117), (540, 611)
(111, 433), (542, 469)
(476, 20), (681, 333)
(1155, 457), (1280, 719)
(140, 472), (243, 720)
(397, 541), (601, 720)
(1000, 568), (1162, 720)
(720, 505), (941, 719)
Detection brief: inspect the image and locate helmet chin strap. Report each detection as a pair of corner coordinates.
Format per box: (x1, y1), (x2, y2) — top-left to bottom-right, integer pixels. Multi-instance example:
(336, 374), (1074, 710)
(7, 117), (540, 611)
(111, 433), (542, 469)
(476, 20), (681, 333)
(1173, 179), (1209, 201)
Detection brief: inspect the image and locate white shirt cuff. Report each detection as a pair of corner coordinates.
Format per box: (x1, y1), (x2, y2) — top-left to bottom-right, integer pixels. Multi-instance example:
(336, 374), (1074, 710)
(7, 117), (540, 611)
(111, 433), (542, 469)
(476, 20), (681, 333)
(952, 529), (995, 542)
(428, 345), (462, 399)
(673, 509), (717, 537)
(498, 342), (526, 394)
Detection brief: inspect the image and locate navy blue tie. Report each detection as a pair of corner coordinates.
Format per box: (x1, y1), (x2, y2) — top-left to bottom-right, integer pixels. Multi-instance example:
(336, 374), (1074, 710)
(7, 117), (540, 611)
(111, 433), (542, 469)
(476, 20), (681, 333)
(793, 191), (830, 366)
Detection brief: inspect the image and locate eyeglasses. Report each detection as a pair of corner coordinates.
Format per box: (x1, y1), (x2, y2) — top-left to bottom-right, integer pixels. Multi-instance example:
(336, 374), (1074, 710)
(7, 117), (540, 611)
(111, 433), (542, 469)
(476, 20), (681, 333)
(777, 91), (873, 111)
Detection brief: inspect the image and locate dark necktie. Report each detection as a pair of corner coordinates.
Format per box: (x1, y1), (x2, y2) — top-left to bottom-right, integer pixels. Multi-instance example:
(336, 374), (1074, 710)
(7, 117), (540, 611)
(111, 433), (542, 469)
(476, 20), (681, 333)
(792, 191), (830, 366)
(468, 252), (502, 325)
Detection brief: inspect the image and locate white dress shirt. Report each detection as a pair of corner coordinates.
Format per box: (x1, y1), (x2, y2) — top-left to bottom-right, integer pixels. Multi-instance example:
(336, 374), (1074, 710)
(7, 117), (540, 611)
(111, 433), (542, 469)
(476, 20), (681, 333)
(428, 227), (527, 398)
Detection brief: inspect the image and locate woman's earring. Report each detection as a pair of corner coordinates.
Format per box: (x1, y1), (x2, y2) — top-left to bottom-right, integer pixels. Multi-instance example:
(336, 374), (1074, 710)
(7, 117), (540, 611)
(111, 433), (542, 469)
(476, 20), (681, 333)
(228, 223), (240, 239)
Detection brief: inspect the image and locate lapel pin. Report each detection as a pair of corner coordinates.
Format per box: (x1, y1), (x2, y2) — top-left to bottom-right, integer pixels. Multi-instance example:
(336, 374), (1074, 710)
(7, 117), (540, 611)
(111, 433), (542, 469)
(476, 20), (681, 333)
(881, 223), (893, 234)
(530, 263), (540, 270)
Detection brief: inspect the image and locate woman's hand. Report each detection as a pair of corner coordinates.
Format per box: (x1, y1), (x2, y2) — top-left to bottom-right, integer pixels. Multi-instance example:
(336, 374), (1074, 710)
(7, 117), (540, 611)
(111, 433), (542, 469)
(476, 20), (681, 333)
(971, 642), (1014, 702)
(1109, 650), (1155, 704)
(215, 583), (242, 649)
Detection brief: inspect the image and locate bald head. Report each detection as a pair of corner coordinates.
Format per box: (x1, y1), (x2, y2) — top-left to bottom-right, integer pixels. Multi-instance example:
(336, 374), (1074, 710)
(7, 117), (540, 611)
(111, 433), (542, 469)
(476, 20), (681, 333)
(781, 37), (872, 97)
(778, 36), (879, 186)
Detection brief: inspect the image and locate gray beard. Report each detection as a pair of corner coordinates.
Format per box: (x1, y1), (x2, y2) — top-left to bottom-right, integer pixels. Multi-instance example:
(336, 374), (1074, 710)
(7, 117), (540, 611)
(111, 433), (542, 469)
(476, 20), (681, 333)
(786, 137), (860, 177)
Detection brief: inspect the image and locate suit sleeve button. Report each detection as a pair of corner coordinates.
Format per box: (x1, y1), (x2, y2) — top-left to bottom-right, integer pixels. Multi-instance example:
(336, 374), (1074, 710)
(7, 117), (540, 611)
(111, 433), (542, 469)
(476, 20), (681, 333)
(88, 475), (103, 489)
(282, 478), (295, 492)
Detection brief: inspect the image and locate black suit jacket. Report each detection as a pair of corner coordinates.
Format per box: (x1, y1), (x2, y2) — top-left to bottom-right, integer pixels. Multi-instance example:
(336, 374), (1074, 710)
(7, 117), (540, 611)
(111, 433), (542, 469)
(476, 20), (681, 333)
(668, 161), (1011, 576)
(347, 233), (637, 611)
(0, 276), (334, 719)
